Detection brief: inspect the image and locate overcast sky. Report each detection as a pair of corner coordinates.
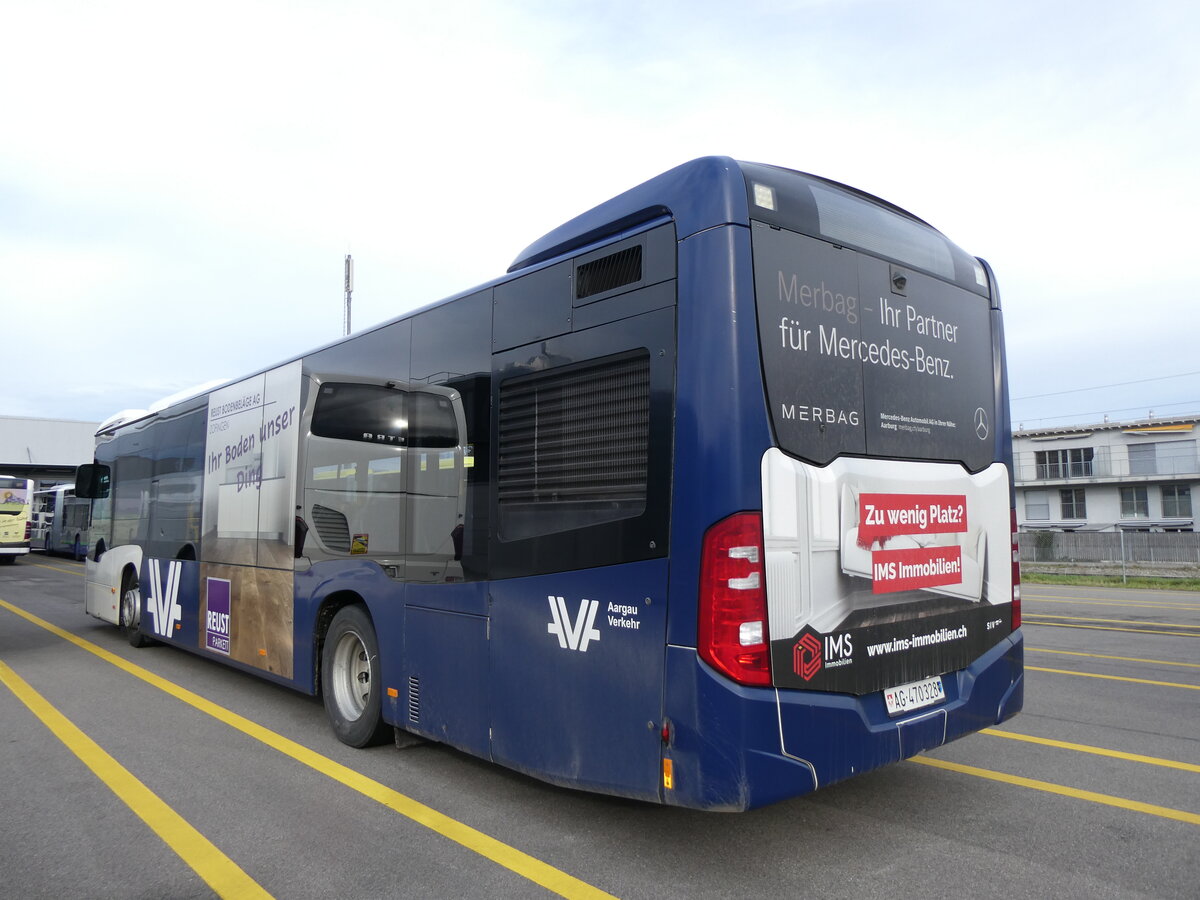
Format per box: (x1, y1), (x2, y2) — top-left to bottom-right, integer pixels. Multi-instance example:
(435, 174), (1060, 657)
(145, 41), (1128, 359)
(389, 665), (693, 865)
(4, 0), (1197, 430)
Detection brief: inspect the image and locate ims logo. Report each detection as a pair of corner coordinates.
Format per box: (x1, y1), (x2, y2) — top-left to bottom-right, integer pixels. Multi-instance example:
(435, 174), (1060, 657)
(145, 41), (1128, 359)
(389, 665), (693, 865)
(793, 627), (853, 681)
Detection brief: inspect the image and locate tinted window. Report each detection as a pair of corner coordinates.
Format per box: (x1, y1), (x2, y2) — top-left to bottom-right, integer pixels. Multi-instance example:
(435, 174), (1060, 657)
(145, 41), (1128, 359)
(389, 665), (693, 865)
(740, 162), (989, 297)
(753, 224), (997, 470)
(409, 392), (459, 448)
(312, 383), (407, 445)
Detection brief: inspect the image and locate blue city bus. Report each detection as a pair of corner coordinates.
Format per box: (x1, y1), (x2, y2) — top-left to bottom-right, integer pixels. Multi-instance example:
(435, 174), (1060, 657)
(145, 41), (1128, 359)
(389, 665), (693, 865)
(76, 157), (1022, 810)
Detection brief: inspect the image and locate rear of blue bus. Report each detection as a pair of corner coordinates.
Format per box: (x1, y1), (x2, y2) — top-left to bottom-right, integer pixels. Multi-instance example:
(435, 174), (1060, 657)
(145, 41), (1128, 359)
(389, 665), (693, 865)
(663, 163), (1023, 811)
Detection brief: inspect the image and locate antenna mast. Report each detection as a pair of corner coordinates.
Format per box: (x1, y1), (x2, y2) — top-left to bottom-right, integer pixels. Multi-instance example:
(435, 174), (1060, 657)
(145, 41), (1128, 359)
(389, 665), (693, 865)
(343, 254), (354, 336)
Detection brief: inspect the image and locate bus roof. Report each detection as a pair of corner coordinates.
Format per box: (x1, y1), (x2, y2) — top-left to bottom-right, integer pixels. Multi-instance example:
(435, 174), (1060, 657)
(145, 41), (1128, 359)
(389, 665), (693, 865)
(508, 156), (748, 272)
(506, 156), (943, 275)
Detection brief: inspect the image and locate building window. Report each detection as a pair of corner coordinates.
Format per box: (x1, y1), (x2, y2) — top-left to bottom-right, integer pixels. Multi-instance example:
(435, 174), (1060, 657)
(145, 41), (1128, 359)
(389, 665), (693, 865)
(1120, 486), (1149, 518)
(1059, 488), (1086, 519)
(1035, 447), (1093, 479)
(1162, 484), (1192, 518)
(1165, 440), (1198, 475)
(1024, 490), (1049, 520)
(1069, 448), (1094, 477)
(1128, 439), (1198, 476)
(1128, 443), (1157, 476)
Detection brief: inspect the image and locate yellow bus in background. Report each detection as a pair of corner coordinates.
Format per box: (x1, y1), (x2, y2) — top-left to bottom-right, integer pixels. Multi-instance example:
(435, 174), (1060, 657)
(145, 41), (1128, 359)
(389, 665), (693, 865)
(0, 474), (33, 564)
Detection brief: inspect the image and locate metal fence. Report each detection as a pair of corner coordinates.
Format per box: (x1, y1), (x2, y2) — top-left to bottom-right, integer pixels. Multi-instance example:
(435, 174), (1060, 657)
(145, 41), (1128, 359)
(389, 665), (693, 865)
(1017, 531), (1200, 579)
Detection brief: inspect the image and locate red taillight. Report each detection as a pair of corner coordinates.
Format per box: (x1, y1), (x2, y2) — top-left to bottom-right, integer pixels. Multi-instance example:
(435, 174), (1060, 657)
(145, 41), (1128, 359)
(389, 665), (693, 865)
(1010, 508), (1021, 630)
(24, 522), (31, 541)
(698, 512), (771, 686)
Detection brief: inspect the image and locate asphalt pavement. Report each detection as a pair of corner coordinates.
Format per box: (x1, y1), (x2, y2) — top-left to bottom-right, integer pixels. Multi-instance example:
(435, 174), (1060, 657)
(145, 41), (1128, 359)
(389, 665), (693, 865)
(1, 558), (1196, 899)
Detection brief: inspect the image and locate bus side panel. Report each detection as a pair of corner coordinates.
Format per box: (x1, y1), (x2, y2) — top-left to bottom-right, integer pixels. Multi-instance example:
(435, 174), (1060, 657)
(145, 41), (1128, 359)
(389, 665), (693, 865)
(137, 558), (201, 646)
(398, 581), (491, 759)
(131, 556), (309, 690)
(85, 544), (141, 624)
(662, 644), (818, 811)
(668, 224), (773, 648)
(291, 559), (406, 697)
(489, 559), (669, 801)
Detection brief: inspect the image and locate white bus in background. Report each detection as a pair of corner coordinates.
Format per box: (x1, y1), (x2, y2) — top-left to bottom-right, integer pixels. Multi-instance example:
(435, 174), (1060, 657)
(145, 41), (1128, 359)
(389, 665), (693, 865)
(31, 484), (91, 560)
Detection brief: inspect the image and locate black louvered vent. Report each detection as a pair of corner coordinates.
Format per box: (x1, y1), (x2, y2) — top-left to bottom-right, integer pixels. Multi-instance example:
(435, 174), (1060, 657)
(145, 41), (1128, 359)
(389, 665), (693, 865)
(407, 676), (420, 723)
(575, 246), (642, 300)
(498, 351), (650, 541)
(311, 504), (351, 552)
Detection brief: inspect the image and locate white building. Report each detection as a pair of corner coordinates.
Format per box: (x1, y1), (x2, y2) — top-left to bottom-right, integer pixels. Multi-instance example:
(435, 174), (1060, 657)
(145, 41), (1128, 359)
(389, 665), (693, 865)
(0, 415), (99, 487)
(1014, 415), (1197, 533)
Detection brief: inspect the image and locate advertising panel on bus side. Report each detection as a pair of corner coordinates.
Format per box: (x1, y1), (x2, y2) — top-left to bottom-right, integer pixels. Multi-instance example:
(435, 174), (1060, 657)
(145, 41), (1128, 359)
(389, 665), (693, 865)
(131, 363), (300, 678)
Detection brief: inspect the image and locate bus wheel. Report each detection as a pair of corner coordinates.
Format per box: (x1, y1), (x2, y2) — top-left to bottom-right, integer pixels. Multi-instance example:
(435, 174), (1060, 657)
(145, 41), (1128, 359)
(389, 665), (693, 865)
(119, 573), (151, 648)
(322, 605), (389, 747)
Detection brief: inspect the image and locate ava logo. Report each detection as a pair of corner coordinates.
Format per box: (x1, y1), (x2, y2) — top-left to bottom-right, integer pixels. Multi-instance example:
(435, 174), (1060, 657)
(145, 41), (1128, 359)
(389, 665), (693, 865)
(145, 559), (183, 638)
(547, 595), (600, 652)
(793, 627), (823, 681)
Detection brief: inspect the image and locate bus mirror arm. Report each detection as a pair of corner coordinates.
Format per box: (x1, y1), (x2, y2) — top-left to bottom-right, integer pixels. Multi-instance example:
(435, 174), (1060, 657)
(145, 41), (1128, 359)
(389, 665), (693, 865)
(294, 517), (309, 559)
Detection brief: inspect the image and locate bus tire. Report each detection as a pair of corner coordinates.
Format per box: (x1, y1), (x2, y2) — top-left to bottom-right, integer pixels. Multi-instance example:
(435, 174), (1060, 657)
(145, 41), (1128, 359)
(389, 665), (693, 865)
(119, 571), (151, 648)
(321, 605), (390, 748)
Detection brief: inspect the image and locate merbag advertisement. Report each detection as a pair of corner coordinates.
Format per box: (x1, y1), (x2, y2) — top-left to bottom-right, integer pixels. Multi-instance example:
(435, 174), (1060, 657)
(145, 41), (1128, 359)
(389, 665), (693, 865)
(752, 222), (1013, 698)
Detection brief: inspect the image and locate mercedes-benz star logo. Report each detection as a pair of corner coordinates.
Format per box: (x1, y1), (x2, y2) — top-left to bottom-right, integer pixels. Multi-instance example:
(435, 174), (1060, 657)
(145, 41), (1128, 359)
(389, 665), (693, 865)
(974, 407), (990, 440)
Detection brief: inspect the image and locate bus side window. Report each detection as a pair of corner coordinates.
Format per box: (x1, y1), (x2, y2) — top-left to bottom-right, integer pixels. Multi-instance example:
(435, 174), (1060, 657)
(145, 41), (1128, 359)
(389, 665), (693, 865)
(305, 382), (409, 558)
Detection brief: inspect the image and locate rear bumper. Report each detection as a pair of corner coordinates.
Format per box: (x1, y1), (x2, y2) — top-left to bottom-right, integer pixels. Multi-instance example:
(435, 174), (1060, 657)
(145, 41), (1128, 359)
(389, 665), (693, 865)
(663, 630), (1023, 810)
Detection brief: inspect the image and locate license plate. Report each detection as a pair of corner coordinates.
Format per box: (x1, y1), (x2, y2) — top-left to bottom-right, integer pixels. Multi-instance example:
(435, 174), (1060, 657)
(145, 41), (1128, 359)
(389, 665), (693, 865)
(883, 675), (946, 716)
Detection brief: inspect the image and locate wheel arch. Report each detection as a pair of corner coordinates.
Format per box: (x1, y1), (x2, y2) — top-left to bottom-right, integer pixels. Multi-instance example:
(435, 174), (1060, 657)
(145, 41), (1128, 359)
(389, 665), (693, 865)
(312, 589), (370, 696)
(120, 561), (140, 591)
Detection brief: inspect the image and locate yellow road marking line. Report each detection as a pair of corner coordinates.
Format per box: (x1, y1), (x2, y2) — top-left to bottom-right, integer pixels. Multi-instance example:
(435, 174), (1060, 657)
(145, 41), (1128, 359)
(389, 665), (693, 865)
(1027, 665), (1200, 690)
(1024, 591), (1199, 603)
(1022, 621), (1199, 637)
(981, 728), (1200, 773)
(910, 756), (1200, 825)
(1023, 613), (1199, 629)
(1028, 647), (1200, 669)
(28, 561), (85, 576)
(1026, 597), (1200, 612)
(0, 597), (614, 900)
(0, 659), (272, 899)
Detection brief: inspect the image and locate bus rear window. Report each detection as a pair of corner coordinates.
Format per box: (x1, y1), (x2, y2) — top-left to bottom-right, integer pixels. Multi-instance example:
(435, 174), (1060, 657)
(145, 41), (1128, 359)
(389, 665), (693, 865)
(809, 184), (954, 281)
(752, 224), (997, 471)
(0, 478), (29, 513)
(313, 383), (408, 445)
(409, 392), (459, 449)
